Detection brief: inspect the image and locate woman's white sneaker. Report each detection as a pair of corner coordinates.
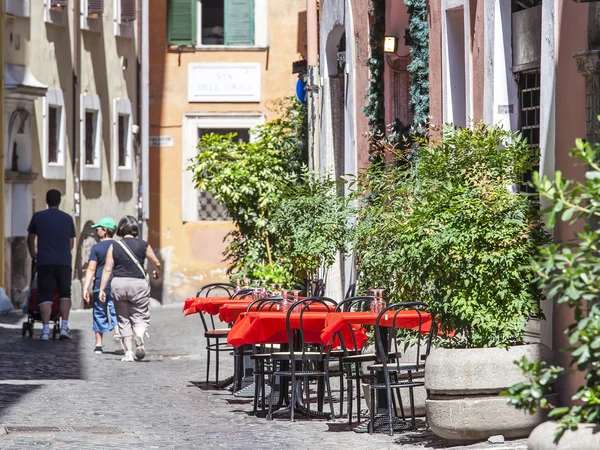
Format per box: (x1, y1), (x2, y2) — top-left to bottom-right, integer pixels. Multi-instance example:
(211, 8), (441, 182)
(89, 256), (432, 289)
(134, 335), (146, 360)
(121, 351), (135, 362)
(114, 335), (125, 355)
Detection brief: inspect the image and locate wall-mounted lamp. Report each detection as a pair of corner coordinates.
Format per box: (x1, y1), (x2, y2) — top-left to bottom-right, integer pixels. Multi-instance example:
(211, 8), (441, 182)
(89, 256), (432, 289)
(384, 36), (398, 53)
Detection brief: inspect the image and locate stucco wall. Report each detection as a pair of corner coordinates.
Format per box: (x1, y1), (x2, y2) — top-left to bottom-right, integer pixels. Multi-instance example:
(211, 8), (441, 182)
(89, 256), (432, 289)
(149, 0), (307, 303)
(4, 2), (139, 308)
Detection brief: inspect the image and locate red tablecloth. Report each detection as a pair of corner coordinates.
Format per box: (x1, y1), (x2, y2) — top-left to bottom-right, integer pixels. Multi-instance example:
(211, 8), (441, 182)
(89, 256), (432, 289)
(183, 297), (249, 316)
(218, 302), (331, 324)
(320, 311), (432, 345)
(227, 311), (368, 349)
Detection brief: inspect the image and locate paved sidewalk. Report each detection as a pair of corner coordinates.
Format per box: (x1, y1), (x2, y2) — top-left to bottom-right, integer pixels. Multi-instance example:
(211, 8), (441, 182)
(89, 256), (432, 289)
(0, 306), (528, 449)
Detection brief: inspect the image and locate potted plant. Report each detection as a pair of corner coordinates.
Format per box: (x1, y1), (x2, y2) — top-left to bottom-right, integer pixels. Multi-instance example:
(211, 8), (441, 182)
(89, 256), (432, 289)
(503, 135), (600, 449)
(354, 123), (552, 441)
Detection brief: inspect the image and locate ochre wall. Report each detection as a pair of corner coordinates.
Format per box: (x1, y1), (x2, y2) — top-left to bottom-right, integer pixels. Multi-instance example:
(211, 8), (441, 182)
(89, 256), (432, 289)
(149, 0), (307, 302)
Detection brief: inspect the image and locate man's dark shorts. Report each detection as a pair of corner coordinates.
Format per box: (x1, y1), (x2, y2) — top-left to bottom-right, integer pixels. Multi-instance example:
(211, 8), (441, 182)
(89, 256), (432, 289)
(37, 265), (72, 305)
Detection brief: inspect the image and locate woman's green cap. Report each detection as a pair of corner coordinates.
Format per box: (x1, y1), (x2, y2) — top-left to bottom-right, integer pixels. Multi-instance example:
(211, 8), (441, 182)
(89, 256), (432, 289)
(92, 217), (117, 230)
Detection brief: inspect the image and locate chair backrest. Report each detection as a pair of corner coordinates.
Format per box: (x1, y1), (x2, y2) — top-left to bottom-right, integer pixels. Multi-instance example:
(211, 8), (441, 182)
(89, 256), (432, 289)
(312, 279), (325, 297)
(245, 297), (281, 312)
(374, 302), (432, 373)
(230, 288), (254, 299)
(196, 283), (235, 299)
(344, 283), (356, 299)
(285, 296), (337, 361)
(333, 296), (382, 351)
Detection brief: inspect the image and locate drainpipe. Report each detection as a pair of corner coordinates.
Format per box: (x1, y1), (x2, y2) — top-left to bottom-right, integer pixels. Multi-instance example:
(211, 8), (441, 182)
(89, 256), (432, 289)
(307, 0), (320, 171)
(0, 0), (5, 287)
(140, 0), (149, 227)
(72, 0), (81, 217)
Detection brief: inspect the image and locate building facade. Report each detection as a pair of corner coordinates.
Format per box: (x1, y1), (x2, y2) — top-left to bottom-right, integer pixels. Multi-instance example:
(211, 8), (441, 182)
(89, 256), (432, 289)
(428, 0), (597, 405)
(148, 0), (307, 303)
(3, 0), (147, 308)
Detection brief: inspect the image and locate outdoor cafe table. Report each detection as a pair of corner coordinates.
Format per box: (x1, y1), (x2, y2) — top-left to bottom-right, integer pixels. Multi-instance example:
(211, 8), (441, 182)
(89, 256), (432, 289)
(183, 297), (251, 316)
(218, 302), (330, 325)
(320, 310), (432, 433)
(320, 311), (433, 345)
(227, 311), (368, 349)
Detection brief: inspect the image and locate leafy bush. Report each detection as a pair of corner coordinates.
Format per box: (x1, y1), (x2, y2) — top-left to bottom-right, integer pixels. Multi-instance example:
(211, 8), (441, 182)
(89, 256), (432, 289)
(504, 135), (600, 439)
(187, 98), (306, 280)
(271, 171), (353, 283)
(354, 123), (550, 348)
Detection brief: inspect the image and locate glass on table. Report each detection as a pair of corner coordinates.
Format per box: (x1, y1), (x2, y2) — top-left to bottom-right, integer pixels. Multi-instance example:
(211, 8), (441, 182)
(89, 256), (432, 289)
(280, 289), (290, 312)
(243, 278), (250, 289)
(234, 279), (241, 293)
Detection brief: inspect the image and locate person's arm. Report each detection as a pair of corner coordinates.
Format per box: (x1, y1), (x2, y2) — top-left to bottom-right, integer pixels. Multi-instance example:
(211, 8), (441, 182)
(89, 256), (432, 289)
(146, 245), (162, 279)
(83, 260), (97, 305)
(70, 238), (75, 251)
(27, 233), (37, 260)
(70, 219), (76, 251)
(98, 245), (114, 302)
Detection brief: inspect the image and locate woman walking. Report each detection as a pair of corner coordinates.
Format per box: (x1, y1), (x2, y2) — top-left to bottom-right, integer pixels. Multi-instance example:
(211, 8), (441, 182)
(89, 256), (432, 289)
(99, 215), (161, 362)
(82, 217), (124, 354)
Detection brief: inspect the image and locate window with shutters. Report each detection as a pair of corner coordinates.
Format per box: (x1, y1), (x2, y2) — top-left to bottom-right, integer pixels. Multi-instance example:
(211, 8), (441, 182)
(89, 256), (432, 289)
(50, 0), (68, 9)
(87, 0), (104, 16)
(46, 0), (68, 24)
(168, 0), (260, 47)
(114, 0), (135, 37)
(81, 0), (103, 31)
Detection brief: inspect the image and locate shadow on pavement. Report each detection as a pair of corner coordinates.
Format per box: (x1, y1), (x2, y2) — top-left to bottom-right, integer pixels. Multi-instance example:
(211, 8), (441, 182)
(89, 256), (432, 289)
(0, 326), (84, 381)
(0, 384), (42, 420)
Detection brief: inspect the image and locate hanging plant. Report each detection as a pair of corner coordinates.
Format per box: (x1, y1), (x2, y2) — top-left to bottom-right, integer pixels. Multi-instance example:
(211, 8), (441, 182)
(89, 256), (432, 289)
(404, 0), (429, 132)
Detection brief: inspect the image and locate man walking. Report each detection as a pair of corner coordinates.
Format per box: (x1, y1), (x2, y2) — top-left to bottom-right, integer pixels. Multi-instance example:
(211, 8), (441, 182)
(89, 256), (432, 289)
(27, 189), (77, 340)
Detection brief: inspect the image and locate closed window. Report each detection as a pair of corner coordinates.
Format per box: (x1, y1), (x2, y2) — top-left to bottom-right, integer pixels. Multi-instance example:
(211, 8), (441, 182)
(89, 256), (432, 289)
(87, 0), (104, 16)
(48, 107), (59, 164)
(50, 0), (68, 9)
(118, 114), (128, 167)
(85, 111), (97, 165)
(167, 0), (257, 47)
(80, 93), (103, 181)
(113, 98), (133, 182)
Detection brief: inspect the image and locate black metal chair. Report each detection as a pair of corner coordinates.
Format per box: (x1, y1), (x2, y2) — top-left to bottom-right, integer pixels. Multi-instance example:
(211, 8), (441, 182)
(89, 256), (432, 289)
(366, 302), (432, 435)
(312, 279), (325, 297)
(332, 296), (383, 424)
(267, 297), (338, 422)
(195, 283), (235, 385)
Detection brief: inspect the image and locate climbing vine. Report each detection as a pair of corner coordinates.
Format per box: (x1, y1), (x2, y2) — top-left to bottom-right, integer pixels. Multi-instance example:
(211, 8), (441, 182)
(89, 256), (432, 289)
(363, 0), (386, 164)
(362, 0), (430, 161)
(404, 0), (429, 131)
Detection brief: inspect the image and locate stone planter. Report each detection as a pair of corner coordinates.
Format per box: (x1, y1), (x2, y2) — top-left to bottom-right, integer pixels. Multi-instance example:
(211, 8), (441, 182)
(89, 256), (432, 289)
(528, 421), (600, 450)
(425, 344), (553, 443)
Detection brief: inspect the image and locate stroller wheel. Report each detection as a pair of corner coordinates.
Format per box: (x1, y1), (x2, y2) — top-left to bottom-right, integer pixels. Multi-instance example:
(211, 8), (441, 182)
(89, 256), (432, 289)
(21, 322), (27, 337)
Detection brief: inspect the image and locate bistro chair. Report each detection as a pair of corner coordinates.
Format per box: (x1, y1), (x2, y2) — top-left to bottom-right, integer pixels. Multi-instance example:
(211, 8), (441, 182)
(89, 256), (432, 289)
(267, 297), (338, 422)
(366, 302), (432, 435)
(195, 283), (235, 385)
(333, 296), (382, 424)
(312, 279), (325, 297)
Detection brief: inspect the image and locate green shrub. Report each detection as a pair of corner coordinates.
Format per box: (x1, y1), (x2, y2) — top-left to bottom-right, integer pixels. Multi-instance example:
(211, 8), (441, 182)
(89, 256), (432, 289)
(354, 123), (550, 348)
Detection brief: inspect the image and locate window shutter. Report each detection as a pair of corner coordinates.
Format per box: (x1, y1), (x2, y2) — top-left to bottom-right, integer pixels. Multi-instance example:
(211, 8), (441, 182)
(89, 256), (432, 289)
(167, 0), (196, 46)
(51, 0), (69, 7)
(121, 0), (136, 21)
(224, 0), (254, 46)
(87, 0), (104, 15)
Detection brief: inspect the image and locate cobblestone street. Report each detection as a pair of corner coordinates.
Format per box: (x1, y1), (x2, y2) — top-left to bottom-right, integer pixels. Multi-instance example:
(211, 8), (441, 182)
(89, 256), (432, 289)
(0, 306), (528, 449)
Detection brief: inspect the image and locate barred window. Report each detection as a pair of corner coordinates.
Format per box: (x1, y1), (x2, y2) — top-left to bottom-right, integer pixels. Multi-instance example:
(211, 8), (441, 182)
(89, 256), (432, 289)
(517, 69), (541, 194)
(118, 114), (128, 167)
(197, 128), (250, 221)
(85, 111), (96, 165)
(48, 106), (59, 164)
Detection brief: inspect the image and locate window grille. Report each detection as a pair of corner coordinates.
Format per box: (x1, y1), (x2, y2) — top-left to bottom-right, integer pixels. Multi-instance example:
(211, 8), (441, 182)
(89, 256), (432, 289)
(118, 114), (128, 167)
(85, 111), (95, 165)
(518, 69), (541, 193)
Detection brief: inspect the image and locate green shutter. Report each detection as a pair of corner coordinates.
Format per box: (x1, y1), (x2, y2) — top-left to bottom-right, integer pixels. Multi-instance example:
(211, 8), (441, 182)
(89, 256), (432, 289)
(168, 0), (196, 46)
(224, 0), (254, 46)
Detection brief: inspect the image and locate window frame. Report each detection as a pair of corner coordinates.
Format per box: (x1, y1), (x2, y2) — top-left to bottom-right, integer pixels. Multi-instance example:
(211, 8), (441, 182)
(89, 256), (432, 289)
(181, 112), (264, 222)
(80, 93), (103, 182)
(114, 0), (135, 38)
(45, 0), (68, 25)
(5, 0), (30, 18)
(113, 98), (134, 183)
(42, 88), (67, 180)
(195, 0), (267, 50)
(81, 0), (103, 32)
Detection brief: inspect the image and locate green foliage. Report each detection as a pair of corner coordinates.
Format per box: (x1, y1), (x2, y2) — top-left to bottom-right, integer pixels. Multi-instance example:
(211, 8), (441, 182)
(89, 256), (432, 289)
(501, 356), (562, 413)
(353, 123), (549, 348)
(187, 97), (306, 278)
(504, 131), (600, 440)
(363, 0), (386, 163)
(404, 0), (429, 130)
(271, 171), (353, 281)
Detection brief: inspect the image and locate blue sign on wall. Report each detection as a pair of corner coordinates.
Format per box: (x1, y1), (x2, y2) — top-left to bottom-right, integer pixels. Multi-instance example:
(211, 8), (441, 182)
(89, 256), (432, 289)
(296, 78), (308, 106)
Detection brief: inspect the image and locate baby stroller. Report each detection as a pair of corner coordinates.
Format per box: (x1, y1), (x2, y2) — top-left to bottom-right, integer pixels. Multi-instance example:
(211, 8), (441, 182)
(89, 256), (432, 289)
(21, 261), (61, 339)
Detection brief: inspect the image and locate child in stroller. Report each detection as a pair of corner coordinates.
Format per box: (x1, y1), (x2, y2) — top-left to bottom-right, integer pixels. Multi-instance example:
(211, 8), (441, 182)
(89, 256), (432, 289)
(21, 264), (61, 339)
